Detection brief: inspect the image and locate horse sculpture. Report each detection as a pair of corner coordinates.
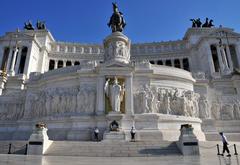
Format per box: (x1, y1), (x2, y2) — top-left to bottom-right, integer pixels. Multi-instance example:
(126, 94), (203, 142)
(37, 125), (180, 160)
(108, 3), (126, 33)
(190, 17), (214, 28)
(36, 20), (46, 30)
(24, 20), (34, 30)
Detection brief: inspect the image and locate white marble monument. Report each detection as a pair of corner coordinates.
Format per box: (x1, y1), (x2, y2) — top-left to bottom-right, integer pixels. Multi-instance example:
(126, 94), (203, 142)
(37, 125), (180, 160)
(0, 4), (239, 142)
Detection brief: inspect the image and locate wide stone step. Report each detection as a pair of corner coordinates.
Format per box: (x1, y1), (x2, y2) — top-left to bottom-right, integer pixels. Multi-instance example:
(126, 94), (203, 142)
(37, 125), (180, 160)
(0, 141), (27, 154)
(205, 132), (240, 141)
(45, 141), (181, 157)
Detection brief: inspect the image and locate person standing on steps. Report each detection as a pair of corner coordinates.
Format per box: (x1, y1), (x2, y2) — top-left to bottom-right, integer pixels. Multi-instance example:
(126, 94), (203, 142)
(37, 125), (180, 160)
(219, 132), (231, 157)
(130, 126), (136, 141)
(94, 127), (99, 141)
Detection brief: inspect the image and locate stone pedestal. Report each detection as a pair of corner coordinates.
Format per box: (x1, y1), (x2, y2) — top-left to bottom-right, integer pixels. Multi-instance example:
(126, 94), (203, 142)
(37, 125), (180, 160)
(177, 125), (200, 155)
(103, 112), (126, 141)
(103, 131), (125, 141)
(27, 127), (52, 155)
(106, 112), (124, 130)
(103, 32), (131, 65)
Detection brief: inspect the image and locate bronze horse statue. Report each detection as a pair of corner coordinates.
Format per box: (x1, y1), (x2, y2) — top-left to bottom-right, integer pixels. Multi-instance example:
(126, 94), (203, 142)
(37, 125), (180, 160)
(108, 3), (126, 32)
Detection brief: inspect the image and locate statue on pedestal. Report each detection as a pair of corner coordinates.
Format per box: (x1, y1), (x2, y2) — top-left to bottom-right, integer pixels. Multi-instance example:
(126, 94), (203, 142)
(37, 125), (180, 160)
(108, 3), (126, 32)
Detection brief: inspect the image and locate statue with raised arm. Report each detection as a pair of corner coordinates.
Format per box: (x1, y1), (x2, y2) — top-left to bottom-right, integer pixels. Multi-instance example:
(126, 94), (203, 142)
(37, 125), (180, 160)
(108, 2), (126, 33)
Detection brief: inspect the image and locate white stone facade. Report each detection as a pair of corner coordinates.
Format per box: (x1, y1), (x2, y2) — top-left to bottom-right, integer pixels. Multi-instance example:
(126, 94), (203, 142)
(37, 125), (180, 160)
(0, 27), (239, 141)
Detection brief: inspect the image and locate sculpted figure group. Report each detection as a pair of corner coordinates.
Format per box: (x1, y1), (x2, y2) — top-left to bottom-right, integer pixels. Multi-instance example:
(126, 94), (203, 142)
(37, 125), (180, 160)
(106, 41), (129, 60)
(190, 17), (214, 28)
(134, 85), (240, 120)
(0, 84), (239, 121)
(24, 20), (46, 30)
(23, 86), (96, 119)
(134, 85), (210, 118)
(211, 97), (240, 120)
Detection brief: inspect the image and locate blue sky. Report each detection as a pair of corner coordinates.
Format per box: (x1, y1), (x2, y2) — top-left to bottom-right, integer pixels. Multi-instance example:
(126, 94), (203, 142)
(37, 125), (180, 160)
(1, 0), (240, 43)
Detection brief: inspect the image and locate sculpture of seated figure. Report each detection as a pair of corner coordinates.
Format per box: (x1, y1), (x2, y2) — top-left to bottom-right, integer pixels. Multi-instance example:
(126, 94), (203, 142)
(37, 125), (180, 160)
(110, 120), (119, 131)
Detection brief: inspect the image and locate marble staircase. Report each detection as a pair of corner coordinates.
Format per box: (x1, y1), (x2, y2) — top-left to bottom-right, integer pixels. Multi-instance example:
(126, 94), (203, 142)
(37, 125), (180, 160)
(44, 141), (181, 157)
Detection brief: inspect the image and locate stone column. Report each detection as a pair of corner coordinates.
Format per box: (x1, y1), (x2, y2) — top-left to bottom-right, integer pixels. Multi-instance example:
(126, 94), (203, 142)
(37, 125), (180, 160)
(73, 46), (76, 53)
(63, 60), (67, 67)
(56, 45), (60, 52)
(125, 75), (133, 115)
(14, 47), (22, 74)
(0, 46), (3, 68)
(235, 42), (240, 67)
(162, 59), (166, 65)
(204, 43), (215, 74)
(6, 48), (13, 72)
(171, 59), (174, 67)
(96, 76), (105, 115)
(225, 45), (233, 71)
(65, 46), (68, 53)
(23, 44), (33, 77)
(180, 58), (183, 69)
(54, 60), (58, 69)
(9, 47), (19, 76)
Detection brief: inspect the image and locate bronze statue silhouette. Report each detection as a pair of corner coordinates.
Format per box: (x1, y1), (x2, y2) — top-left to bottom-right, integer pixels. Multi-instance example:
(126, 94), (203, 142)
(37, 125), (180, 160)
(202, 18), (209, 27)
(208, 19), (214, 27)
(195, 18), (202, 27)
(108, 3), (126, 32)
(36, 20), (46, 30)
(190, 18), (214, 28)
(190, 19), (197, 28)
(202, 18), (214, 28)
(190, 18), (201, 28)
(24, 20), (34, 30)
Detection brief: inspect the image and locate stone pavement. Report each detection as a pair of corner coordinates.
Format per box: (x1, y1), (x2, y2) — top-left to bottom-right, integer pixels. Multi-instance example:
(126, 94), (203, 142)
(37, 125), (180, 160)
(0, 154), (239, 165)
(0, 141), (240, 165)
